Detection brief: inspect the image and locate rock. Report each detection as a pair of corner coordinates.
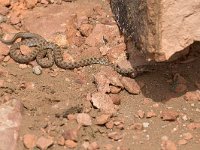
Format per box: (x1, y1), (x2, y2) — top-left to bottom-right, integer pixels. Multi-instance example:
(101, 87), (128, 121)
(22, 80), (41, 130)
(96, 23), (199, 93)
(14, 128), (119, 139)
(0, 99), (23, 150)
(24, 0), (38, 9)
(9, 13), (20, 25)
(0, 79), (4, 87)
(88, 142), (99, 150)
(107, 132), (123, 141)
(121, 77), (140, 94)
(32, 66), (43, 75)
(137, 110), (145, 118)
(187, 123), (200, 130)
(0, 42), (9, 62)
(160, 110), (179, 121)
(130, 123), (143, 130)
(184, 90), (200, 101)
(178, 139), (188, 145)
(111, 0), (200, 61)
(182, 132), (193, 140)
(57, 136), (65, 146)
(161, 139), (177, 150)
(146, 111), (157, 118)
(96, 114), (111, 125)
(36, 136), (54, 150)
(23, 134), (37, 149)
(65, 140), (77, 148)
(76, 113), (92, 126)
(91, 92), (116, 114)
(0, 0), (10, 6)
(94, 72), (111, 93)
(110, 94), (121, 105)
(110, 85), (121, 94)
(19, 64), (28, 69)
(107, 43), (126, 63)
(0, 5), (9, 15)
(62, 129), (78, 141)
(79, 23), (93, 37)
(105, 120), (114, 129)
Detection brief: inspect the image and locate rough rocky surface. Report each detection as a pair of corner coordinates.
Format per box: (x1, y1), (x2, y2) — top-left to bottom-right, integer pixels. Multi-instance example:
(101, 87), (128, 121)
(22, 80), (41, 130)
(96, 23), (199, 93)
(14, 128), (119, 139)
(0, 0), (200, 150)
(111, 0), (200, 62)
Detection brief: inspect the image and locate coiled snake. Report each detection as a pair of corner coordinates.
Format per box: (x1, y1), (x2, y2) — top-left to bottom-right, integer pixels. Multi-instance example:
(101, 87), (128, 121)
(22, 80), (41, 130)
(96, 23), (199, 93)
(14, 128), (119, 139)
(0, 32), (151, 77)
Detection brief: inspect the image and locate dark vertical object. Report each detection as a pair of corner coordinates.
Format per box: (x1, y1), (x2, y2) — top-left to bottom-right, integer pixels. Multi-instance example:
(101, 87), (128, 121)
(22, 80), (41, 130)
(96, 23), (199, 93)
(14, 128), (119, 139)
(111, 0), (159, 58)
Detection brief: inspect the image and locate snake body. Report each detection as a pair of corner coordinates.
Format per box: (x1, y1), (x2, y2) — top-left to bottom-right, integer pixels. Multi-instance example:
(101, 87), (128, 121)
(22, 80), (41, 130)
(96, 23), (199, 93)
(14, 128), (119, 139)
(0, 32), (149, 77)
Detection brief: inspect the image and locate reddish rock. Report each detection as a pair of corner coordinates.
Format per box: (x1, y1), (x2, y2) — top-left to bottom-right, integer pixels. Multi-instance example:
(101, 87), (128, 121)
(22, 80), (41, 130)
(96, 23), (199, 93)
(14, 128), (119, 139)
(23, 134), (37, 149)
(0, 5), (9, 15)
(24, 0), (38, 9)
(0, 99), (23, 150)
(105, 120), (114, 129)
(187, 123), (200, 130)
(0, 79), (4, 87)
(94, 72), (111, 93)
(110, 94), (121, 105)
(103, 144), (114, 150)
(9, 13), (20, 25)
(107, 43), (126, 62)
(79, 23), (93, 37)
(184, 90), (200, 101)
(65, 140), (77, 148)
(76, 113), (92, 126)
(137, 110), (145, 118)
(146, 111), (157, 118)
(182, 132), (193, 140)
(94, 68), (123, 94)
(160, 110), (179, 121)
(36, 137), (54, 150)
(0, 0), (10, 6)
(110, 85), (121, 94)
(57, 136), (65, 146)
(62, 129), (78, 141)
(121, 77), (140, 94)
(107, 132), (123, 141)
(178, 139), (188, 145)
(91, 92), (116, 114)
(67, 114), (76, 121)
(161, 139), (177, 150)
(96, 114), (111, 125)
(88, 142), (99, 150)
(130, 123), (143, 130)
(0, 42), (9, 62)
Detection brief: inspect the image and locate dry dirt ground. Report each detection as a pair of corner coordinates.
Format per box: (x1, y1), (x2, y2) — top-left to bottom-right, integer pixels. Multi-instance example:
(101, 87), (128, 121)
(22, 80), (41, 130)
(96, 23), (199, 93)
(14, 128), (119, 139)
(0, 0), (200, 150)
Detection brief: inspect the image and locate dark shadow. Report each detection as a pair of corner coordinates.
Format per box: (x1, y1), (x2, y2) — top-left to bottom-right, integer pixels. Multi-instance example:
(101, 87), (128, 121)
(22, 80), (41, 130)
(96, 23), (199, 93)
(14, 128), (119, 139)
(133, 41), (200, 102)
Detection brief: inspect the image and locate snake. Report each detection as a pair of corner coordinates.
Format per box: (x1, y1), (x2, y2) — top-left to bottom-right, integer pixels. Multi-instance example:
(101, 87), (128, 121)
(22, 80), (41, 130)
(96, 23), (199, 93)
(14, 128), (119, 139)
(0, 32), (151, 77)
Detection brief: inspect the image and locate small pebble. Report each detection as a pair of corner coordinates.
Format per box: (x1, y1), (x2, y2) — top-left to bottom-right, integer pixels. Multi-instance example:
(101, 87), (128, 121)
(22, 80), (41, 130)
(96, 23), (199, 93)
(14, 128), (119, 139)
(32, 65), (42, 75)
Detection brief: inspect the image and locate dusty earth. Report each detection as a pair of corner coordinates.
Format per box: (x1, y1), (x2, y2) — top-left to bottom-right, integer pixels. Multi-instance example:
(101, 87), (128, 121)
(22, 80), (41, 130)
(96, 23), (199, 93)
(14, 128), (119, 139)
(0, 0), (200, 150)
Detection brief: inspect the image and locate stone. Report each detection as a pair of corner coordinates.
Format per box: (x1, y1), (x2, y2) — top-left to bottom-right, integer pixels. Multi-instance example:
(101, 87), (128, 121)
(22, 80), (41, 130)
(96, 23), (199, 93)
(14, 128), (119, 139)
(184, 91), (200, 101)
(96, 114), (111, 125)
(23, 134), (37, 149)
(65, 140), (77, 148)
(161, 139), (177, 150)
(62, 129), (78, 141)
(121, 77), (140, 94)
(0, 99), (23, 150)
(76, 113), (92, 126)
(91, 92), (116, 114)
(111, 0), (200, 62)
(160, 110), (179, 121)
(36, 136), (54, 150)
